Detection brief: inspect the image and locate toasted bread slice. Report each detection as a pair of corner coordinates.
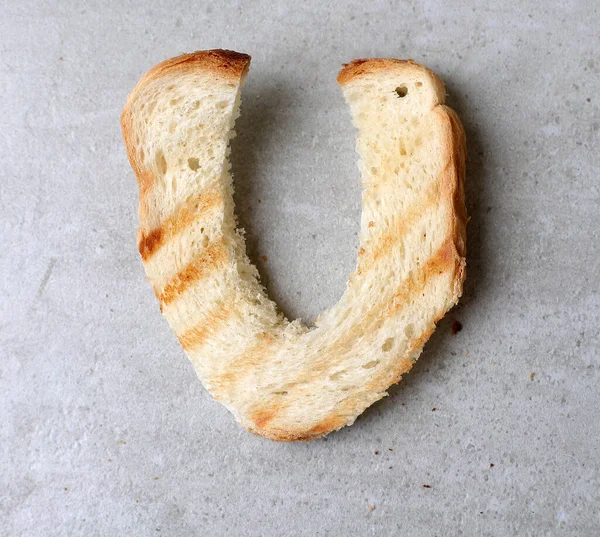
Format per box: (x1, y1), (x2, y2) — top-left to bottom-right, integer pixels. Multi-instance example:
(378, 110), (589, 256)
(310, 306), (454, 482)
(121, 50), (466, 441)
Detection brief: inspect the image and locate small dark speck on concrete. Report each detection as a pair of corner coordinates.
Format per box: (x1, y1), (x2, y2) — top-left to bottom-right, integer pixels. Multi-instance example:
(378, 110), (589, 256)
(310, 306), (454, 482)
(58, 56), (63, 61)
(587, 98), (591, 102)
(530, 372), (535, 381)
(388, 448), (393, 451)
(261, 256), (268, 262)
(423, 484), (431, 488)
(490, 463), (494, 468)
(451, 321), (463, 335)
(432, 408), (437, 412)
(258, 199), (262, 203)
(64, 487), (67, 491)
(389, 466), (393, 469)
(375, 450), (379, 455)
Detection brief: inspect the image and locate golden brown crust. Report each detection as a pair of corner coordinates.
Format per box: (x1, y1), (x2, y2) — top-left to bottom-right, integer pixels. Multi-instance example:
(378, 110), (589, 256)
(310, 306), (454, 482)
(338, 58), (414, 85)
(134, 49), (251, 87)
(337, 58), (442, 91)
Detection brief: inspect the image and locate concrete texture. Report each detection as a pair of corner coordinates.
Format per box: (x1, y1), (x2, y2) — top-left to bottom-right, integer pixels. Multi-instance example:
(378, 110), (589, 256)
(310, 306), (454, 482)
(2, 0), (599, 535)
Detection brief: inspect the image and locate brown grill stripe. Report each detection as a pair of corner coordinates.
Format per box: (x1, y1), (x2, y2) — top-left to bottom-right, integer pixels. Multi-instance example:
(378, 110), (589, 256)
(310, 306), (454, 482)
(138, 189), (223, 261)
(210, 332), (278, 392)
(177, 300), (233, 351)
(158, 241), (228, 305)
(357, 183), (439, 275)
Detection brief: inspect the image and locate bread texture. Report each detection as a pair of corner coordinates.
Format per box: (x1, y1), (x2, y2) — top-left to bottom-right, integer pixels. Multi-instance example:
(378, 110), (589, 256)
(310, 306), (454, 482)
(121, 50), (467, 441)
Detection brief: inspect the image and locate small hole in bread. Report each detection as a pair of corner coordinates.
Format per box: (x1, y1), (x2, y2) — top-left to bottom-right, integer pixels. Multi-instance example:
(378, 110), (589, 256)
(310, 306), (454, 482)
(405, 324), (415, 338)
(363, 359), (380, 369)
(329, 369), (347, 381)
(395, 86), (408, 98)
(155, 150), (167, 175)
(216, 100), (229, 109)
(415, 81), (423, 87)
(381, 338), (394, 352)
(188, 158), (200, 171)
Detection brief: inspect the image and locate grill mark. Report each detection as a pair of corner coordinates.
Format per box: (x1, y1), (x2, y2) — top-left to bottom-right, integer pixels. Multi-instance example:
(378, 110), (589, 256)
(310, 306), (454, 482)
(210, 332), (278, 394)
(239, 239), (459, 433)
(138, 190), (223, 261)
(177, 300), (233, 351)
(357, 182), (439, 275)
(250, 404), (281, 430)
(158, 241), (228, 305)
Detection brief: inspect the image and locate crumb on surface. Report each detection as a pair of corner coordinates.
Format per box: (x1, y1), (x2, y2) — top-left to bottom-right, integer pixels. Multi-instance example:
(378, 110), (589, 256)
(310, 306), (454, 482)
(119, 440), (126, 444)
(261, 256), (268, 262)
(530, 371), (535, 381)
(258, 199), (262, 203)
(490, 463), (494, 468)
(432, 407), (437, 412)
(423, 484), (431, 488)
(367, 505), (375, 511)
(58, 56), (63, 61)
(451, 320), (462, 335)
(388, 448), (393, 451)
(375, 450), (380, 455)
(153, 476), (159, 480)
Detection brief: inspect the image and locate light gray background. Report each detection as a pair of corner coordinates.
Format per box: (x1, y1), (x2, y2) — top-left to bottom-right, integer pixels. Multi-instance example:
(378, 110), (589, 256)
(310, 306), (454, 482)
(2, 1), (599, 535)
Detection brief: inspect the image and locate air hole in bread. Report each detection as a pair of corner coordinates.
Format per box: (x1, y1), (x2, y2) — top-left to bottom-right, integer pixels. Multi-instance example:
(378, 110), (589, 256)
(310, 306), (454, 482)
(170, 97), (182, 106)
(363, 359), (380, 369)
(405, 324), (415, 338)
(395, 86), (408, 98)
(381, 338), (394, 352)
(216, 100), (229, 109)
(329, 369), (347, 381)
(415, 81), (423, 87)
(273, 391), (288, 396)
(188, 158), (200, 171)
(155, 150), (167, 174)
(201, 235), (209, 248)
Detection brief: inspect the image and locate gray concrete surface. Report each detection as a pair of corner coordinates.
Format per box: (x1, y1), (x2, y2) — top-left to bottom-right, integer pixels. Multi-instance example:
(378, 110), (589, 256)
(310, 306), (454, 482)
(2, 0), (599, 535)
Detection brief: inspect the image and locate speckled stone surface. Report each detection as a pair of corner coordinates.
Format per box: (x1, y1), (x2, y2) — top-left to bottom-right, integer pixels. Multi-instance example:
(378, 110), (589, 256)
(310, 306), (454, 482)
(2, 1), (599, 535)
